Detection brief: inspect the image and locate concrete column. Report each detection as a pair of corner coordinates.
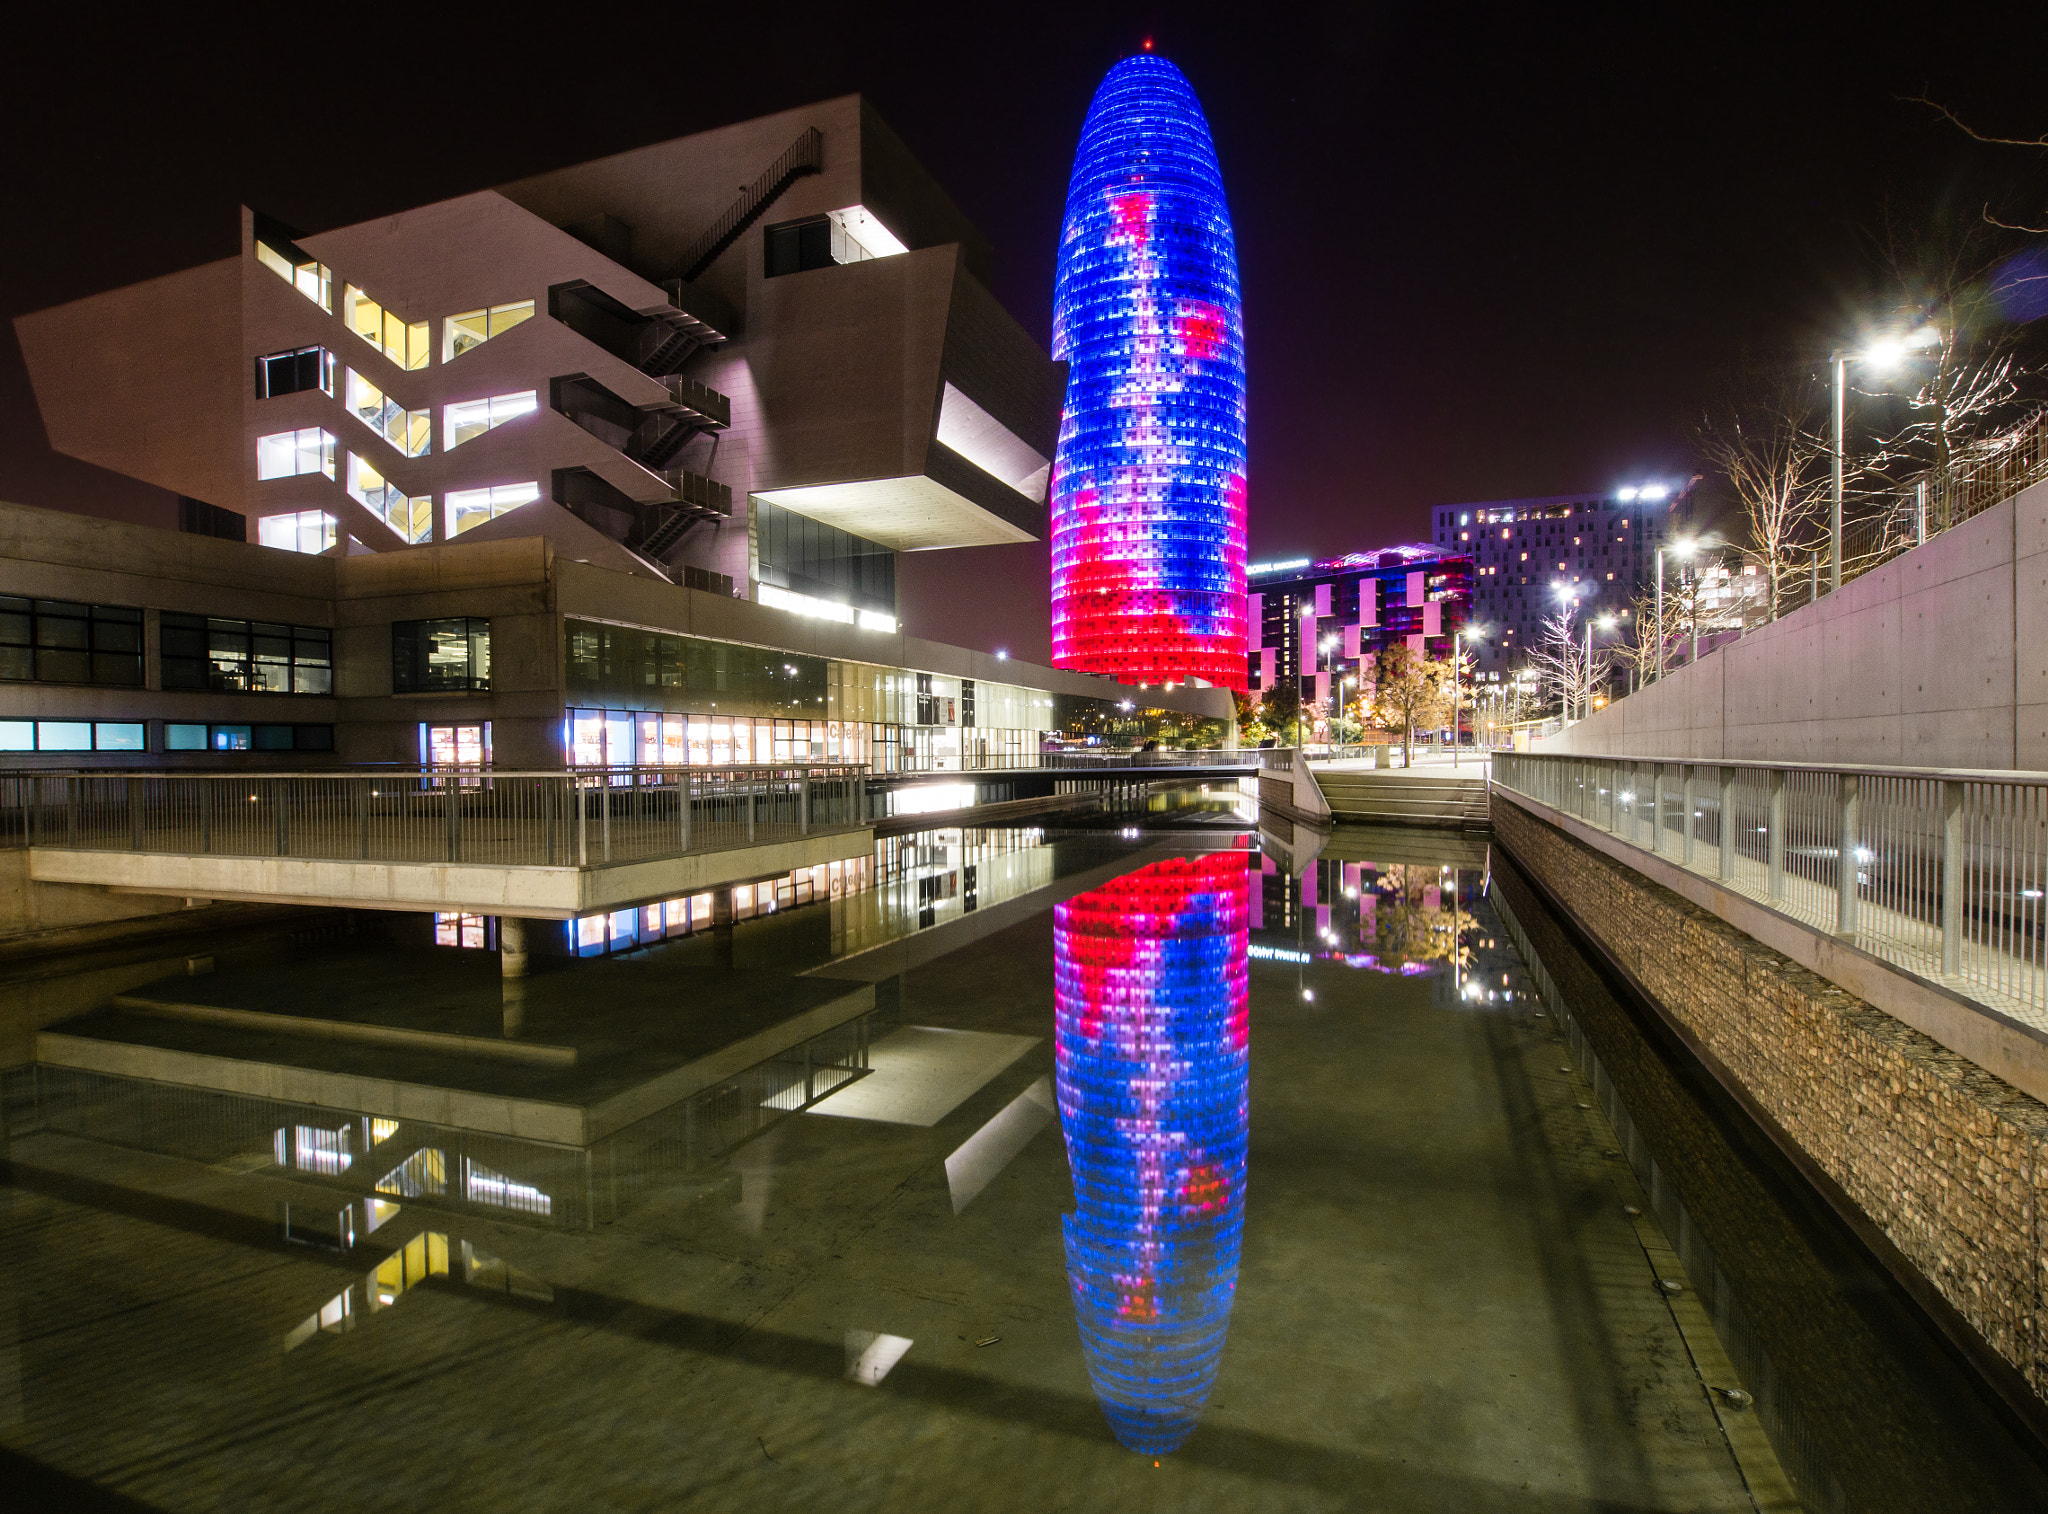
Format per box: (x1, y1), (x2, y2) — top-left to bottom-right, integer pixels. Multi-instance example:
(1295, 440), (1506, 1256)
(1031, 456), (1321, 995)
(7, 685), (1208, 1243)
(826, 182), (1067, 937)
(501, 977), (527, 1038)
(1941, 780), (1965, 976)
(1836, 774), (1861, 940)
(710, 888), (735, 971)
(499, 917), (529, 979)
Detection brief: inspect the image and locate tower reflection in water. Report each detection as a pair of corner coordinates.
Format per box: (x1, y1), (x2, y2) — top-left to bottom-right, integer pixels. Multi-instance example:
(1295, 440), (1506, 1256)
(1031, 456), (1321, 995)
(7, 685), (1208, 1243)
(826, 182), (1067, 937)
(1053, 849), (1251, 1454)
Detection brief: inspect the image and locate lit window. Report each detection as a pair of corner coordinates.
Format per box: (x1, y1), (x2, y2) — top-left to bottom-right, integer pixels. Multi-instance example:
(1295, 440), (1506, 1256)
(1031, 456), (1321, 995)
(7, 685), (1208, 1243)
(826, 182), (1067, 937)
(434, 912), (490, 948)
(255, 241), (331, 311)
(343, 285), (430, 370)
(443, 391), (538, 450)
(347, 455), (433, 545)
(424, 723), (491, 766)
(345, 371), (432, 457)
(256, 428), (336, 481)
(255, 346), (334, 399)
(445, 481), (538, 537)
(258, 511), (338, 554)
(393, 619), (491, 692)
(443, 300), (534, 361)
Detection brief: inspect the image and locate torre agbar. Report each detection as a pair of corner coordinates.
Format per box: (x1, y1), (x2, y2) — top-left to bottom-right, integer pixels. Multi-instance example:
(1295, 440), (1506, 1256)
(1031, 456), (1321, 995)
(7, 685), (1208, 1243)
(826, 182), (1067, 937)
(1050, 54), (1249, 691)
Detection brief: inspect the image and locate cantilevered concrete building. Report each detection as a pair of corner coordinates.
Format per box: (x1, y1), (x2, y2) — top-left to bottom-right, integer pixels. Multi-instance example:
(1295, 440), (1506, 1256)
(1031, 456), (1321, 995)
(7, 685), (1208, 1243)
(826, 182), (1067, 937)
(17, 97), (1062, 627)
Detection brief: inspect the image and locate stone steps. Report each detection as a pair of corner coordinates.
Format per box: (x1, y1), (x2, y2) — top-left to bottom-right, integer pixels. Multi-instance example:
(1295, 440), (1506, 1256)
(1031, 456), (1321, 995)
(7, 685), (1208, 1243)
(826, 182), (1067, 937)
(1314, 773), (1491, 830)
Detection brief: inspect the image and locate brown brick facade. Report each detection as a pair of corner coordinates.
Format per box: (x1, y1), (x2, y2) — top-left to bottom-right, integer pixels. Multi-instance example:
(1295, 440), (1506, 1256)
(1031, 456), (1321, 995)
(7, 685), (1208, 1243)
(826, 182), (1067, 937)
(1494, 790), (2048, 1403)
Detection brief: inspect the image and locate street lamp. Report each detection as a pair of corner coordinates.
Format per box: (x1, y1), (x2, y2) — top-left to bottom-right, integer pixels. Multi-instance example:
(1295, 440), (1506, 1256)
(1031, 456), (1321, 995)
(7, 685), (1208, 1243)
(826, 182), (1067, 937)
(1652, 538), (1701, 682)
(1451, 622), (1486, 767)
(1831, 326), (1939, 591)
(1584, 614), (1618, 720)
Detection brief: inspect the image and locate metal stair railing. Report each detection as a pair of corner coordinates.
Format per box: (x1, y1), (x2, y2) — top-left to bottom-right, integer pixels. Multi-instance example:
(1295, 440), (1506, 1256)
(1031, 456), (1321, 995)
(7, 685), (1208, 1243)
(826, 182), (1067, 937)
(677, 127), (826, 284)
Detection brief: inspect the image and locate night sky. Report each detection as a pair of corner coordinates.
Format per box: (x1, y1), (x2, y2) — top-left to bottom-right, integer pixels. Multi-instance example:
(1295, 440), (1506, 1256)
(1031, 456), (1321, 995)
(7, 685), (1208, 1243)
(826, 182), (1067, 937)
(3, 5), (2042, 663)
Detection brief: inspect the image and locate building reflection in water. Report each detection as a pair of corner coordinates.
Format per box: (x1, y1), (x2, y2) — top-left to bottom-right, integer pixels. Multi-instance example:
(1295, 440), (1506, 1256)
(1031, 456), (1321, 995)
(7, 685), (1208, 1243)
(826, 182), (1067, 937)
(1053, 849), (1251, 1454)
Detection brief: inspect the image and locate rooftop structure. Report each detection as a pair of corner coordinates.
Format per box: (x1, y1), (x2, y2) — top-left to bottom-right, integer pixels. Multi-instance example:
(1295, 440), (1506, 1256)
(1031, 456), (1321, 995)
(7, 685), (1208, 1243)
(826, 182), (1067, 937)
(17, 97), (1061, 626)
(1049, 55), (1248, 691)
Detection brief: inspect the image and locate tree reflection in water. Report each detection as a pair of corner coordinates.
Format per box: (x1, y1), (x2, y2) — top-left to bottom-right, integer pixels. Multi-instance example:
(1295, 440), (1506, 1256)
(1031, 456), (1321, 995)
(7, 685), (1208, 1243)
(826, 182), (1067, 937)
(1053, 849), (1251, 1454)
(1340, 863), (1476, 974)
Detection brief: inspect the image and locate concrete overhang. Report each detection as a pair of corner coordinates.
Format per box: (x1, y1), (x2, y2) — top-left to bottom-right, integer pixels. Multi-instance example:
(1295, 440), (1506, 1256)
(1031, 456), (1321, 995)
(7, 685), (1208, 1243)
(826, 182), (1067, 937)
(754, 464), (1038, 551)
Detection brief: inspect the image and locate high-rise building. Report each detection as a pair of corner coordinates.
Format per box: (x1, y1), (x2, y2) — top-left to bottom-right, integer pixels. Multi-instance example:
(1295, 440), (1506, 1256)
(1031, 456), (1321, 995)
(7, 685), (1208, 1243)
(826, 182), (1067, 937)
(17, 98), (1062, 629)
(1246, 546), (1474, 708)
(1049, 53), (1248, 692)
(1429, 479), (1697, 670)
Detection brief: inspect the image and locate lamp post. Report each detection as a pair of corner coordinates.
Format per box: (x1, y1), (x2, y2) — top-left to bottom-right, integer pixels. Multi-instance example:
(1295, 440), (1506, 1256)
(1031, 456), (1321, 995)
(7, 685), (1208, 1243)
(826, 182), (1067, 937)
(1584, 613), (1617, 719)
(1652, 539), (1696, 682)
(1451, 622), (1485, 767)
(1830, 326), (1940, 592)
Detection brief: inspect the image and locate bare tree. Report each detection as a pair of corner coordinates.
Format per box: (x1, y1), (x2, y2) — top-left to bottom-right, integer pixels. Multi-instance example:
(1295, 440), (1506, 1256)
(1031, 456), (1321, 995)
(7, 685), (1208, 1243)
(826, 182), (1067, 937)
(1867, 213), (2036, 498)
(1696, 370), (1833, 620)
(1524, 604), (1609, 719)
(1610, 584), (1665, 692)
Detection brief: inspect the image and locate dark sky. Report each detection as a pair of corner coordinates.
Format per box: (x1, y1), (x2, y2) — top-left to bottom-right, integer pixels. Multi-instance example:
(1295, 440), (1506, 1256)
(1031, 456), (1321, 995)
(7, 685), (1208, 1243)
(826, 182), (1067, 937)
(3, 4), (2043, 663)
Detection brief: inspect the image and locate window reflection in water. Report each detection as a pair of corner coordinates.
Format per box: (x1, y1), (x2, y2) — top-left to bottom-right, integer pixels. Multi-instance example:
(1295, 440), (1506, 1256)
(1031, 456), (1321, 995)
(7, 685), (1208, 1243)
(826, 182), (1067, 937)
(1053, 849), (1251, 1454)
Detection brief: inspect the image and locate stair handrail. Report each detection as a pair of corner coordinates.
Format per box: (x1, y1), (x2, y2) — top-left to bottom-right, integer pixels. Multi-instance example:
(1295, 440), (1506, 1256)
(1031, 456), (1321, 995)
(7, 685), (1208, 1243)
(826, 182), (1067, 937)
(677, 127), (825, 284)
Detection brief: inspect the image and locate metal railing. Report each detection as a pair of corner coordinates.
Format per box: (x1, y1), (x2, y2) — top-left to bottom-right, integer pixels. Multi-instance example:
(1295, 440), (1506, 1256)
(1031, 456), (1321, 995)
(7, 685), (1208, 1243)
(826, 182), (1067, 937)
(1494, 751), (2048, 1031)
(677, 126), (825, 283)
(880, 749), (1260, 775)
(0, 764), (868, 868)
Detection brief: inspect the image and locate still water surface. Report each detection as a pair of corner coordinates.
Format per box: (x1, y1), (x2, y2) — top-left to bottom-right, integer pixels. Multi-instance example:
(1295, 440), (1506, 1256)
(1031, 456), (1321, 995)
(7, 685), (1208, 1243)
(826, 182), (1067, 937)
(0, 807), (2037, 1509)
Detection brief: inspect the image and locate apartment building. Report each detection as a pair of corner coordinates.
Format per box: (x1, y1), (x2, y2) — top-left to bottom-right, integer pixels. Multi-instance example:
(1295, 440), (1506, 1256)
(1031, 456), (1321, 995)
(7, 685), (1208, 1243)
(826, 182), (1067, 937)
(16, 97), (1061, 629)
(1428, 479), (1697, 670)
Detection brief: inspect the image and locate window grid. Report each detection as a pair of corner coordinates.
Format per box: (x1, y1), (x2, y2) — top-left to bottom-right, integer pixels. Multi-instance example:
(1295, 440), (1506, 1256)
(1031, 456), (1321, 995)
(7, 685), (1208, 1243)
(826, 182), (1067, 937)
(160, 614), (333, 695)
(0, 597), (143, 687)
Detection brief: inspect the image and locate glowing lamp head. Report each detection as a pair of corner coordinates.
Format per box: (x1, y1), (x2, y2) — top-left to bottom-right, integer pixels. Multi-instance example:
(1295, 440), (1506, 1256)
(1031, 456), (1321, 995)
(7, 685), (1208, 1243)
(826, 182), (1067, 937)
(1616, 486), (1639, 502)
(1861, 326), (1938, 374)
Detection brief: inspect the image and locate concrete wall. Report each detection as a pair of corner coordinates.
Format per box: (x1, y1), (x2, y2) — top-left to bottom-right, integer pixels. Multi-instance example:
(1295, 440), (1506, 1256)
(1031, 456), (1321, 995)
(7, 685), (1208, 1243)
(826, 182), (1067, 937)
(1541, 478), (2048, 769)
(15, 258), (245, 511)
(1494, 792), (2048, 1405)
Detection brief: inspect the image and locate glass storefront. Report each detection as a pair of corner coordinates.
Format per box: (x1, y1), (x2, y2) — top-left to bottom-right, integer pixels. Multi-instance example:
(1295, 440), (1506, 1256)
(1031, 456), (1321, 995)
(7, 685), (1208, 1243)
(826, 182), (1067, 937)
(564, 710), (873, 768)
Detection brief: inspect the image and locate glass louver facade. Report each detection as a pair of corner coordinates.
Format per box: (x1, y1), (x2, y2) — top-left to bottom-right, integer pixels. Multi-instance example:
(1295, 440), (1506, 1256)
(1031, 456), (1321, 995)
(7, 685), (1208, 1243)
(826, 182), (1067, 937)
(1050, 54), (1249, 692)
(1053, 849), (1251, 1454)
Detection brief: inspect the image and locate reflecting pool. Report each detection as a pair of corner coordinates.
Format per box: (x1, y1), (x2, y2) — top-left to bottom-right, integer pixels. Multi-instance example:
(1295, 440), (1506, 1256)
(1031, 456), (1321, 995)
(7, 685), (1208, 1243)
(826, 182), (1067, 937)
(1, 811), (2042, 1510)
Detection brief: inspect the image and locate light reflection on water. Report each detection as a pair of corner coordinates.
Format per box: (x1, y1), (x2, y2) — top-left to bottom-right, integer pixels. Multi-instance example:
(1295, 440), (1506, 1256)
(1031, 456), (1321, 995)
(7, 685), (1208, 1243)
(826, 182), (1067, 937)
(1053, 847), (1252, 1454)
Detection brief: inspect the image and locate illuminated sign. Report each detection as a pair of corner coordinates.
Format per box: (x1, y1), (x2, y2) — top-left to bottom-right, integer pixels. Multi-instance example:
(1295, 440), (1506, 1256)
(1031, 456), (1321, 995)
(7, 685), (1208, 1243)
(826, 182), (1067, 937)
(1050, 55), (1248, 691)
(1246, 943), (1311, 963)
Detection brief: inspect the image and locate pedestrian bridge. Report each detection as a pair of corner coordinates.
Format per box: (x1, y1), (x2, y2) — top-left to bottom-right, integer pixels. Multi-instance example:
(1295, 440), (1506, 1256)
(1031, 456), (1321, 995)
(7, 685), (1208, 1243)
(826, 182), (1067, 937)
(6, 765), (872, 919)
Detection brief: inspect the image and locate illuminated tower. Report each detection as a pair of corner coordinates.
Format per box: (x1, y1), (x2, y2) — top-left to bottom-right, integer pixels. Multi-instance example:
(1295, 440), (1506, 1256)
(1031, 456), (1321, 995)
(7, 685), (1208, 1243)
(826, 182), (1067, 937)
(1051, 53), (1248, 691)
(1053, 851), (1251, 1454)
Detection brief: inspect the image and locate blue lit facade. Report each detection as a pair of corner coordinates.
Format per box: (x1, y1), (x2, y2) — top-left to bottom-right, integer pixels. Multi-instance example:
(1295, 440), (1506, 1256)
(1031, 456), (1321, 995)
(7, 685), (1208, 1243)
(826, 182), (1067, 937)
(1050, 54), (1249, 692)
(1054, 850), (1251, 1454)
